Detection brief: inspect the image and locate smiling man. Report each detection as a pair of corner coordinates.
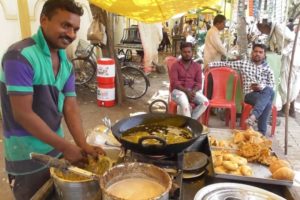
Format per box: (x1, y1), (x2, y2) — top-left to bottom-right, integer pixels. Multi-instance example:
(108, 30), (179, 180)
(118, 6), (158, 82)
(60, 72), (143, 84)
(208, 43), (275, 135)
(0, 0), (104, 199)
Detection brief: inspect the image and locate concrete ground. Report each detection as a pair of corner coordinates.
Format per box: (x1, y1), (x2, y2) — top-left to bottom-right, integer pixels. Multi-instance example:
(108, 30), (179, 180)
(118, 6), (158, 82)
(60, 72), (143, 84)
(1, 53), (300, 199)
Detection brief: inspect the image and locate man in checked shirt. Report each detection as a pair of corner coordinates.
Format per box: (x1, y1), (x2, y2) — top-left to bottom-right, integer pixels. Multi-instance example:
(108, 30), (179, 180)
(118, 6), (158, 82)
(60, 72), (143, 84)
(208, 43), (275, 135)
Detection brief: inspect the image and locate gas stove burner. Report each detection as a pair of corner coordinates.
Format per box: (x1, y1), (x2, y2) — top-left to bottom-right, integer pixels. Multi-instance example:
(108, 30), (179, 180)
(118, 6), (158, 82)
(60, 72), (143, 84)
(183, 169), (207, 179)
(183, 152), (208, 172)
(143, 154), (168, 160)
(130, 151), (184, 169)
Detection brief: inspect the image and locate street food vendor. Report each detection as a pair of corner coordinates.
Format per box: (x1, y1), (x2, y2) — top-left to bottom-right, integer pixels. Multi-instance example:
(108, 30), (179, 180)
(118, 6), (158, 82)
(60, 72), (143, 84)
(208, 43), (275, 135)
(170, 42), (209, 120)
(0, 0), (104, 199)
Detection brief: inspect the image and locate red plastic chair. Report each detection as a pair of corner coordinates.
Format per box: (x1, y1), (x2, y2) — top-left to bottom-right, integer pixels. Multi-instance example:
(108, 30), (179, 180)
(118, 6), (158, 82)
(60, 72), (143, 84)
(202, 67), (239, 128)
(165, 56), (179, 114)
(240, 103), (277, 136)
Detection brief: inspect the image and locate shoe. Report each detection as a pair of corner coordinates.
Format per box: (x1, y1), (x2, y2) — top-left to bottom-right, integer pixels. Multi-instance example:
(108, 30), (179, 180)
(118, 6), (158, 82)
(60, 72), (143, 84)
(289, 110), (296, 118)
(277, 110), (285, 117)
(276, 119), (281, 126)
(277, 104), (287, 117)
(269, 118), (281, 126)
(268, 116), (281, 126)
(289, 101), (296, 118)
(246, 116), (256, 127)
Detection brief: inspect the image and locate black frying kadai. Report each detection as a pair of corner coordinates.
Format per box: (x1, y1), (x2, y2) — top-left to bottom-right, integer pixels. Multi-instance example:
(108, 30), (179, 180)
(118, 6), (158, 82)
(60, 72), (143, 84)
(111, 113), (205, 155)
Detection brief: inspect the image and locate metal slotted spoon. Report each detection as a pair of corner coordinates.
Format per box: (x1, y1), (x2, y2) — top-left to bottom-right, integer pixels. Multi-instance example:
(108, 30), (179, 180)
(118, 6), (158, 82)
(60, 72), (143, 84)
(102, 117), (111, 135)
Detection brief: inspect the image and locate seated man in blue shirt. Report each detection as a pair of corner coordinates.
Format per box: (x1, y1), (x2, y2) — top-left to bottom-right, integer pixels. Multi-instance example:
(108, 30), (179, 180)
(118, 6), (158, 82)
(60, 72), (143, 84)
(208, 43), (275, 135)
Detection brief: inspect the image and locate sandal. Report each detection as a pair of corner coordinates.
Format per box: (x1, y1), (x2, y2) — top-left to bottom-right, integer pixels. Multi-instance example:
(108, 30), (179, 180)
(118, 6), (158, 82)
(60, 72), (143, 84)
(245, 117), (255, 127)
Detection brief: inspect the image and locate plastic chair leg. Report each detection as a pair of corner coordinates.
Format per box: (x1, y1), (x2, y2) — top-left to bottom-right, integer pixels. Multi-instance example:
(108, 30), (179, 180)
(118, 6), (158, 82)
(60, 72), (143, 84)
(240, 103), (252, 130)
(225, 109), (229, 126)
(202, 107), (210, 125)
(168, 100), (177, 114)
(230, 107), (236, 129)
(271, 105), (277, 136)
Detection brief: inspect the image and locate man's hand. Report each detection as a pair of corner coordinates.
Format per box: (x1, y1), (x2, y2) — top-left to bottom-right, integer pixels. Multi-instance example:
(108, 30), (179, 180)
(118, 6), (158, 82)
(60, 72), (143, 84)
(186, 90), (195, 102)
(62, 143), (105, 167)
(251, 83), (262, 92)
(62, 143), (87, 165)
(81, 143), (106, 158)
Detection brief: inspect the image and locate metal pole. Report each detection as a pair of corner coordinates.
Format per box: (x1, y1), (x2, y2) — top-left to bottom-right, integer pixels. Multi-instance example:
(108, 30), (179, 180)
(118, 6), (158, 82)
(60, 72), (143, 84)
(284, 17), (300, 155)
(281, 0), (289, 48)
(17, 0), (31, 38)
(224, 0), (227, 16)
(224, 0), (228, 61)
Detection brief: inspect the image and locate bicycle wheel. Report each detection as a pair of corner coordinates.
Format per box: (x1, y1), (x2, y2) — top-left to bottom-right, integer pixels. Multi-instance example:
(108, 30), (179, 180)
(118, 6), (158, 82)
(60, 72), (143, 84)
(121, 66), (149, 99)
(149, 99), (168, 113)
(72, 57), (96, 85)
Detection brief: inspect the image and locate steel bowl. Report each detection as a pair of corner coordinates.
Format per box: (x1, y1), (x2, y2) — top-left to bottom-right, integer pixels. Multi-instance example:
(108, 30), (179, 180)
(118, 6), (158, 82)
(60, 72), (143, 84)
(100, 162), (172, 200)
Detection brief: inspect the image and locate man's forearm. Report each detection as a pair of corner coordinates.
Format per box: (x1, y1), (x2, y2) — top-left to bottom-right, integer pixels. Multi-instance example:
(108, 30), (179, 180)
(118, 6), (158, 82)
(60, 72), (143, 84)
(63, 97), (87, 148)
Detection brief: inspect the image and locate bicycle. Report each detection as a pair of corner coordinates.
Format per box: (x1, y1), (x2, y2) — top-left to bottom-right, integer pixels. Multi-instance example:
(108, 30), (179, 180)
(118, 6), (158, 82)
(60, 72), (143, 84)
(72, 40), (150, 99)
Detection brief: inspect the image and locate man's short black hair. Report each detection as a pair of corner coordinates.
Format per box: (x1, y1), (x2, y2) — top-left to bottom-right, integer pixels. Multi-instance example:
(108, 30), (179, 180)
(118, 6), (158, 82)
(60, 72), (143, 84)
(213, 14), (226, 25)
(180, 42), (193, 50)
(252, 43), (267, 52)
(41, 0), (83, 19)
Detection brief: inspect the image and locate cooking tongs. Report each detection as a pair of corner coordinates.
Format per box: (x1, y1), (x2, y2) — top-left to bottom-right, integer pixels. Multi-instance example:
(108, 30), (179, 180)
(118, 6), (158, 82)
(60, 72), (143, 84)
(30, 153), (100, 180)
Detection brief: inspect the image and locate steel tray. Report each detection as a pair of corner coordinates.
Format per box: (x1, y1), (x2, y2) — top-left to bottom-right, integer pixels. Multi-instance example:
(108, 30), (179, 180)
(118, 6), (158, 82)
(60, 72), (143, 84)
(208, 128), (293, 186)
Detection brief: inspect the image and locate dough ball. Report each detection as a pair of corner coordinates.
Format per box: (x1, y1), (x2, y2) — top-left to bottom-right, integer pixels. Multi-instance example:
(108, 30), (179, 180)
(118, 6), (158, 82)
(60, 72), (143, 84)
(272, 167), (295, 181)
(240, 165), (253, 176)
(223, 161), (239, 171)
(223, 153), (234, 161)
(214, 166), (228, 174)
(269, 159), (290, 174)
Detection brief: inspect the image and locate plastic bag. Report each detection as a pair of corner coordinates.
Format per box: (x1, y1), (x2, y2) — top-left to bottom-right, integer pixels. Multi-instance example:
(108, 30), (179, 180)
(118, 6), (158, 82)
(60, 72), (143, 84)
(75, 39), (90, 58)
(87, 18), (104, 42)
(86, 125), (121, 147)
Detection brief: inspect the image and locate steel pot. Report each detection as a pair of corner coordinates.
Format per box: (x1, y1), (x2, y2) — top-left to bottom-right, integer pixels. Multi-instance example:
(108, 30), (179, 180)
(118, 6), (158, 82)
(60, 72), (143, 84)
(50, 168), (100, 200)
(111, 113), (204, 155)
(100, 162), (172, 200)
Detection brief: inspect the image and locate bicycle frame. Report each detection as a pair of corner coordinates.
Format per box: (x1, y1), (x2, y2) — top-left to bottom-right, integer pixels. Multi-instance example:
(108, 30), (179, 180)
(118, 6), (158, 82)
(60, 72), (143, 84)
(121, 65), (150, 87)
(80, 43), (101, 61)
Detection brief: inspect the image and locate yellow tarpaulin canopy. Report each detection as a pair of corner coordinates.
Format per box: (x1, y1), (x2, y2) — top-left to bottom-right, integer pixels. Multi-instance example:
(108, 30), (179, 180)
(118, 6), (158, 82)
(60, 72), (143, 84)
(90, 0), (221, 23)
